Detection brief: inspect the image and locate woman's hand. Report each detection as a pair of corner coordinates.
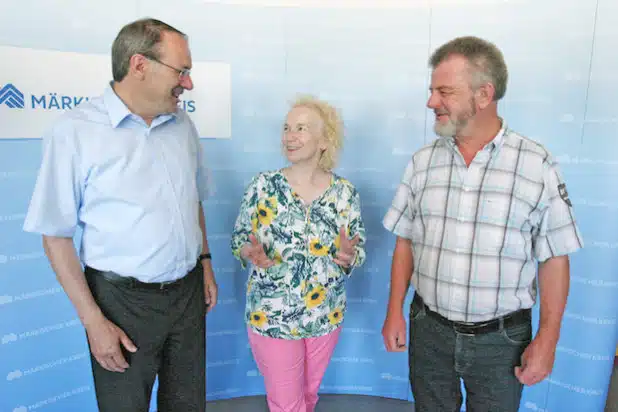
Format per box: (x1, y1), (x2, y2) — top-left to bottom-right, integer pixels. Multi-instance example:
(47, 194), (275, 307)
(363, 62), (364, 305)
(241, 234), (275, 269)
(333, 226), (360, 268)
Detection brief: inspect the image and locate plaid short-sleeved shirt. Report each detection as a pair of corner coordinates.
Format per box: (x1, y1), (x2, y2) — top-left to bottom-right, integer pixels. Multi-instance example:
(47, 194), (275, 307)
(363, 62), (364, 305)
(383, 122), (584, 322)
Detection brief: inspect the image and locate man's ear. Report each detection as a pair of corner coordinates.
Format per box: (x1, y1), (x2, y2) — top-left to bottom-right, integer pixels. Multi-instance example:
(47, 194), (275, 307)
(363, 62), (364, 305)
(476, 82), (495, 109)
(128, 54), (149, 80)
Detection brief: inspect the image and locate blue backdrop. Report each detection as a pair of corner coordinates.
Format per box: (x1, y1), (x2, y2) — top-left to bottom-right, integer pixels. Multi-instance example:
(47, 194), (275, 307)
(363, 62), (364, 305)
(1, 1), (617, 411)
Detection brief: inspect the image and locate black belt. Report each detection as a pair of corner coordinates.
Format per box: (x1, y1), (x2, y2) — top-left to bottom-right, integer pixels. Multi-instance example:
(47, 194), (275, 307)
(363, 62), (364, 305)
(413, 293), (531, 335)
(84, 263), (199, 291)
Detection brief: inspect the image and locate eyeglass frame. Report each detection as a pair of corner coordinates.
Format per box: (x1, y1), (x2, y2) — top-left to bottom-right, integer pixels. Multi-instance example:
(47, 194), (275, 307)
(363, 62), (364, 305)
(141, 54), (191, 79)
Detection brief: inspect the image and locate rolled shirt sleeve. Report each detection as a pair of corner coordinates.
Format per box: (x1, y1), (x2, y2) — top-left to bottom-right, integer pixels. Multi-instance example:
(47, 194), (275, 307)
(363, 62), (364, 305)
(383, 158), (417, 240)
(190, 120), (213, 203)
(532, 158), (584, 262)
(196, 140), (213, 202)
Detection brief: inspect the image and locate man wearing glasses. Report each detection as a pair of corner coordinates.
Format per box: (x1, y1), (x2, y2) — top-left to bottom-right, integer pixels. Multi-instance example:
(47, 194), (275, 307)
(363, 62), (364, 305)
(23, 18), (217, 412)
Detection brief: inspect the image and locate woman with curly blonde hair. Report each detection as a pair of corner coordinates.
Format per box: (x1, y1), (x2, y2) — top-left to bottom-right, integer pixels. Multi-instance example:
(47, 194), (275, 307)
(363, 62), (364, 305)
(230, 95), (366, 411)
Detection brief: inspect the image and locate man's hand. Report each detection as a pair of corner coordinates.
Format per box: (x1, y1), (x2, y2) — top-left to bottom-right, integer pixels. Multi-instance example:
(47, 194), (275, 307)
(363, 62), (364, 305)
(514, 334), (557, 385)
(203, 261), (218, 313)
(240, 234), (275, 269)
(85, 316), (137, 372)
(516, 255), (569, 385)
(382, 310), (408, 352)
(333, 226), (360, 268)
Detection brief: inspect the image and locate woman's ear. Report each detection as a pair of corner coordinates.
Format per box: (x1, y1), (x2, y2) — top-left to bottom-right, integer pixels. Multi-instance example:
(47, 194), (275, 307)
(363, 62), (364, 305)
(319, 135), (328, 152)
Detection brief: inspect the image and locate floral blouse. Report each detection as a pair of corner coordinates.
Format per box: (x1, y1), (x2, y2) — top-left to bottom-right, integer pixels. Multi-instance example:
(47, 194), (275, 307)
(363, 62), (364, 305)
(230, 170), (366, 340)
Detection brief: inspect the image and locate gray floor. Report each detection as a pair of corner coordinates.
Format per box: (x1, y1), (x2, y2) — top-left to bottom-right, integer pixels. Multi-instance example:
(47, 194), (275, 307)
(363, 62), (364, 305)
(206, 361), (618, 412)
(206, 394), (413, 411)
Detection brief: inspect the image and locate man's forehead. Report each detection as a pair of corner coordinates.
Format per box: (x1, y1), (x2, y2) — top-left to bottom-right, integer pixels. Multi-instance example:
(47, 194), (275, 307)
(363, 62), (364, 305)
(159, 32), (190, 60)
(431, 62), (471, 87)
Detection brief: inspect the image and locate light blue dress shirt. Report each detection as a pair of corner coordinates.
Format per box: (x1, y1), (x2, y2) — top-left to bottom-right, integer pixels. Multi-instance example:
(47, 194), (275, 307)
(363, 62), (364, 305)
(23, 83), (210, 283)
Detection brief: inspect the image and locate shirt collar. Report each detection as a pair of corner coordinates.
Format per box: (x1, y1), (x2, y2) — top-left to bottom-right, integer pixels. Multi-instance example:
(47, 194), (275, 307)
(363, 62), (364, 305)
(103, 82), (178, 129)
(489, 118), (507, 152)
(104, 83), (132, 128)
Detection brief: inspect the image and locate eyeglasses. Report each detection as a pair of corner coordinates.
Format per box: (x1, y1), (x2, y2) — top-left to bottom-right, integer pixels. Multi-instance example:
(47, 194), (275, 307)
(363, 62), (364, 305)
(143, 55), (191, 79)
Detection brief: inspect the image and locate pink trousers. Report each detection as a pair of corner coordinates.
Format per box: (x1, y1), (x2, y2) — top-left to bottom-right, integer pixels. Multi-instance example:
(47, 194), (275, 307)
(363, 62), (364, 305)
(247, 327), (342, 412)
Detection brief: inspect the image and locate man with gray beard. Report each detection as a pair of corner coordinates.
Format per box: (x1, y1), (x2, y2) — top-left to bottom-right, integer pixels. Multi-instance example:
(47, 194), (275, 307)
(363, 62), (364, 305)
(381, 36), (583, 411)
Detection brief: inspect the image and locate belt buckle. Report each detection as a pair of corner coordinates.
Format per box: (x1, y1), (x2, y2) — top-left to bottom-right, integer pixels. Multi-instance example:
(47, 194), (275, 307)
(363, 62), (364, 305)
(453, 322), (477, 336)
(159, 280), (174, 290)
(454, 319), (492, 335)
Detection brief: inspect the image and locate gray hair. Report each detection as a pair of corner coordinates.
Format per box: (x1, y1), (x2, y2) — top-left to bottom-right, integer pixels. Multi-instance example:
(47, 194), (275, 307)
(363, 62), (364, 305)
(429, 36), (508, 101)
(111, 18), (186, 82)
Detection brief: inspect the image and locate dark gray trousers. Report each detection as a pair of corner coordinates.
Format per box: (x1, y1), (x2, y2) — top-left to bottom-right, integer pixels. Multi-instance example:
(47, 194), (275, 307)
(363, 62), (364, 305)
(409, 293), (531, 412)
(84, 263), (206, 412)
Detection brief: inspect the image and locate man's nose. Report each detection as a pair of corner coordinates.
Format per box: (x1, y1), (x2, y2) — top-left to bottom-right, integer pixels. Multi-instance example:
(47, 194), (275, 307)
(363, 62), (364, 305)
(181, 75), (193, 91)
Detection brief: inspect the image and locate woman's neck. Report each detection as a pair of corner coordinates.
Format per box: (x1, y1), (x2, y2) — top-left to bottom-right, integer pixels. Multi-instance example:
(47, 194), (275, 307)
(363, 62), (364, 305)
(283, 163), (327, 186)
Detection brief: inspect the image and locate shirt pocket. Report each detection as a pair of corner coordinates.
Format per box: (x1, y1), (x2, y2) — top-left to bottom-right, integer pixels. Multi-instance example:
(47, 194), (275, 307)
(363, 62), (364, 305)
(475, 188), (541, 257)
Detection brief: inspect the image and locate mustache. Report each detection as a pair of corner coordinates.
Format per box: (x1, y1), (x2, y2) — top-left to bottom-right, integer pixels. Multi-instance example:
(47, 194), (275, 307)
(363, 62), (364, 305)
(172, 86), (184, 96)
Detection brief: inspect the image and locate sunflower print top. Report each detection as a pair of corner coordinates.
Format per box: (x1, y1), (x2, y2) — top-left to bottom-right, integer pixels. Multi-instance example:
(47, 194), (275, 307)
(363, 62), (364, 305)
(230, 170), (366, 340)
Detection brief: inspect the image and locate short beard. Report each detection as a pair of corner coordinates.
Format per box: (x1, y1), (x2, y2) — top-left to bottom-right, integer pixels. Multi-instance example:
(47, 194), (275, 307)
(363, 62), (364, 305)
(434, 97), (477, 138)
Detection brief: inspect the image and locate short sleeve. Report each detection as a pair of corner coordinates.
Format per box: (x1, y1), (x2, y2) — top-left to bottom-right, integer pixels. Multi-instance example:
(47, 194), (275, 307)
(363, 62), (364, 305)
(382, 158), (417, 239)
(190, 121), (213, 202)
(196, 140), (213, 202)
(532, 159), (584, 262)
(23, 121), (83, 237)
